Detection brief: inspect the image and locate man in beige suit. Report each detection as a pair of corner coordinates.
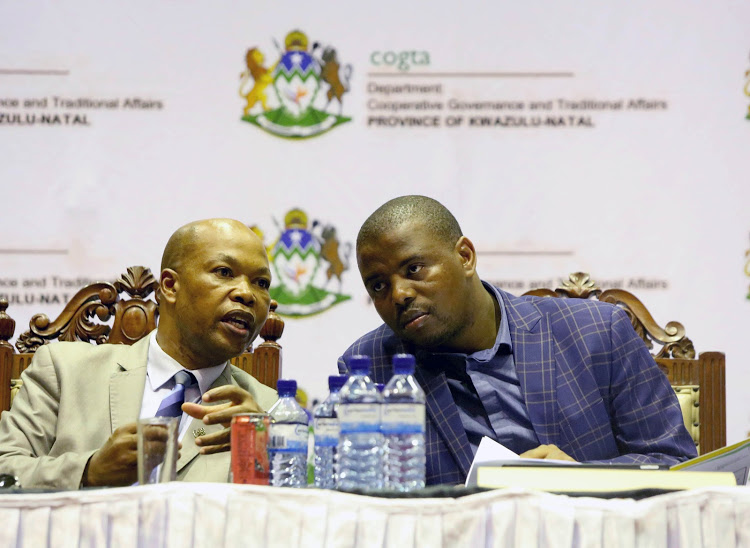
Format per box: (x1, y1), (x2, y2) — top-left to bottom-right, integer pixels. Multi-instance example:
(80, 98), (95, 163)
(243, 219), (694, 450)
(0, 218), (278, 489)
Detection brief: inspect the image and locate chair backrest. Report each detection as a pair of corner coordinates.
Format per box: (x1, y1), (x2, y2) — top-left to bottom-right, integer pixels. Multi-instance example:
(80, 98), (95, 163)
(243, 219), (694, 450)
(523, 272), (726, 455)
(0, 266), (284, 413)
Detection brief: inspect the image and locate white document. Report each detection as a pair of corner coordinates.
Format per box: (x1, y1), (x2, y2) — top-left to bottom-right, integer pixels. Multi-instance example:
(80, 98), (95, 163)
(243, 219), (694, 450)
(465, 436), (581, 486)
(465, 437), (520, 486)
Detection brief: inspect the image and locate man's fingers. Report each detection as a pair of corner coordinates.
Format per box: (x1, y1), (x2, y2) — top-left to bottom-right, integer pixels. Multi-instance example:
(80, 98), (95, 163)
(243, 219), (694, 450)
(519, 444), (577, 462)
(143, 440), (168, 454)
(112, 424), (139, 451)
(184, 386), (262, 426)
(195, 427), (231, 455)
(202, 386), (262, 412)
(182, 402), (212, 420)
(197, 442), (231, 455)
(184, 401), (236, 419)
(519, 445), (550, 459)
(194, 427), (230, 448)
(114, 423), (139, 435)
(200, 405), (258, 425)
(201, 385), (248, 404)
(183, 402), (236, 424)
(142, 425), (170, 442)
(84, 424), (142, 487)
(549, 448), (577, 462)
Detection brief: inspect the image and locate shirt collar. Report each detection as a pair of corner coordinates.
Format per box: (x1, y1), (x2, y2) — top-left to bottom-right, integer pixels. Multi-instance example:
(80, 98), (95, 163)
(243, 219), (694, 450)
(469, 281), (513, 362)
(147, 331), (227, 394)
(417, 281), (512, 366)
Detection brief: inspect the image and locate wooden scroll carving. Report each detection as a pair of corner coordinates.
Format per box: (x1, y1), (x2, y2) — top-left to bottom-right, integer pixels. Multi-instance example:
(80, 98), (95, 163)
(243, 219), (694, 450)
(15, 266), (159, 353)
(1, 269), (285, 406)
(523, 272), (695, 359)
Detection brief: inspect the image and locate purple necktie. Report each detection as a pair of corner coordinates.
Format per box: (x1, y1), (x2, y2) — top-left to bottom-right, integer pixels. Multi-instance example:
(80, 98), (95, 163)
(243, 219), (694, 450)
(155, 370), (195, 418)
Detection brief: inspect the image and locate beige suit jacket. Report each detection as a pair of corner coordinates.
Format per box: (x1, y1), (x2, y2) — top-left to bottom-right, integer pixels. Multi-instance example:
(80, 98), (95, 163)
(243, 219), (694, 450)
(0, 334), (278, 489)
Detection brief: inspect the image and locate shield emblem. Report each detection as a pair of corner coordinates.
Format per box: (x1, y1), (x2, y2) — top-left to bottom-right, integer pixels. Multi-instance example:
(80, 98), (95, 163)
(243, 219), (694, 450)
(273, 51), (320, 118)
(271, 229), (320, 297)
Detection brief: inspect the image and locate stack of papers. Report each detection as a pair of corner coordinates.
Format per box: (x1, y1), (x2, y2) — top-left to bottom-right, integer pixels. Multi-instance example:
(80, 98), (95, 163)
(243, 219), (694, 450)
(671, 437), (750, 484)
(466, 437), (747, 493)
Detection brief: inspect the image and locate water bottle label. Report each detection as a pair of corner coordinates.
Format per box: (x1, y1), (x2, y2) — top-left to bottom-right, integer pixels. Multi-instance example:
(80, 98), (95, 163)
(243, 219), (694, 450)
(338, 403), (381, 433)
(268, 423), (308, 453)
(381, 403), (425, 434)
(314, 418), (339, 447)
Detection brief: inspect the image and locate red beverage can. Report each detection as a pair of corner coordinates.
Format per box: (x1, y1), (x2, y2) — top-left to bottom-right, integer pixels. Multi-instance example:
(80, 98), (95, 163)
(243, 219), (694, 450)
(231, 413), (270, 485)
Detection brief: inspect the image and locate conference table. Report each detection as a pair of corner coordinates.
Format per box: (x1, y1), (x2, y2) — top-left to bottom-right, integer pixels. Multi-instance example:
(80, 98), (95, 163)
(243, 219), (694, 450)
(0, 483), (747, 547)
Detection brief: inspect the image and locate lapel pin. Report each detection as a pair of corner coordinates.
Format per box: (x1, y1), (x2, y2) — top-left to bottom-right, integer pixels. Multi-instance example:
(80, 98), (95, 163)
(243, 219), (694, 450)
(193, 428), (206, 438)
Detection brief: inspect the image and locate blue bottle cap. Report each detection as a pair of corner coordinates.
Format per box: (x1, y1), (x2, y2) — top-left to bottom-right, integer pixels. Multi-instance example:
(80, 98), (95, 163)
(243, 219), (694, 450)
(276, 379), (297, 397)
(392, 353), (416, 375)
(328, 374), (348, 392)
(347, 355), (372, 374)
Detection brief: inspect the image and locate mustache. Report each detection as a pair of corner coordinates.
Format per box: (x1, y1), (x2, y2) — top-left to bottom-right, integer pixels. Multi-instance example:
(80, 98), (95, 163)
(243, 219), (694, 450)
(397, 305), (431, 326)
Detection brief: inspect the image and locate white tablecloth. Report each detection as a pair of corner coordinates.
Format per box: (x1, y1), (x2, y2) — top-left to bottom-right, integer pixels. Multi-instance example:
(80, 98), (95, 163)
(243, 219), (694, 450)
(0, 484), (747, 548)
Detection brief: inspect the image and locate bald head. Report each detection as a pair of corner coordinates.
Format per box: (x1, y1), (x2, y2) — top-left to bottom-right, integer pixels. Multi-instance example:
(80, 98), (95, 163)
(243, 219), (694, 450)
(161, 218), (259, 272)
(357, 195), (463, 251)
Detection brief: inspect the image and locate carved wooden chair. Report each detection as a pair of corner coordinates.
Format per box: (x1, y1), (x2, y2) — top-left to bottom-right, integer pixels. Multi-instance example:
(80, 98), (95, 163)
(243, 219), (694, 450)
(0, 266), (284, 414)
(523, 272), (726, 455)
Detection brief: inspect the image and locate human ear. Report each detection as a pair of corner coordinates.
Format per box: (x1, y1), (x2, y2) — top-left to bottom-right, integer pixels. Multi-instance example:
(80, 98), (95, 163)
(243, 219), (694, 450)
(455, 236), (477, 276)
(159, 269), (179, 304)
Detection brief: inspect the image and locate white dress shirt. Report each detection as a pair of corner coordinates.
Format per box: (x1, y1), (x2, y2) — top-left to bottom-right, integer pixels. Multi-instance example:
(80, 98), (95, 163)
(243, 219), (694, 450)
(139, 332), (226, 441)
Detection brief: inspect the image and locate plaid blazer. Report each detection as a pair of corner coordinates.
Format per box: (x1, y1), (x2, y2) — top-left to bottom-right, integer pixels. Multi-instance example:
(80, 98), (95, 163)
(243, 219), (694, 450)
(339, 287), (697, 486)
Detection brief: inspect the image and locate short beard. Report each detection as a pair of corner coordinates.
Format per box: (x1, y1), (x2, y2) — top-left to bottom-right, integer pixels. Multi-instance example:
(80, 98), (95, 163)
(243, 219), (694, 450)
(395, 310), (467, 351)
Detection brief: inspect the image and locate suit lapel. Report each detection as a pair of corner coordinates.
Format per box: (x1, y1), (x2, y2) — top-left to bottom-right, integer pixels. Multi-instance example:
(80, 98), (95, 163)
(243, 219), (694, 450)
(110, 336), (149, 432)
(503, 290), (560, 447)
(177, 364), (235, 472)
(108, 336), (237, 473)
(414, 357), (474, 478)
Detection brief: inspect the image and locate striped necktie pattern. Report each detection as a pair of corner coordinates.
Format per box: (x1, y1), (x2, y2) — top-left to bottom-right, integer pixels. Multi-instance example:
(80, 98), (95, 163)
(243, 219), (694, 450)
(155, 370), (195, 418)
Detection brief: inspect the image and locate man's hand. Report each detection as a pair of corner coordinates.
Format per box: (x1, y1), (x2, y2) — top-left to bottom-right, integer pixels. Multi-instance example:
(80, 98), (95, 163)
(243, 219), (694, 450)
(83, 423), (139, 487)
(182, 386), (263, 455)
(519, 444), (577, 462)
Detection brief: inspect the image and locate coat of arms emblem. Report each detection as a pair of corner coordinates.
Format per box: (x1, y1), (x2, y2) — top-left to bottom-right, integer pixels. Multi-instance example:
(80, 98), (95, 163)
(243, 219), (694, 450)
(239, 30), (352, 138)
(252, 209), (352, 317)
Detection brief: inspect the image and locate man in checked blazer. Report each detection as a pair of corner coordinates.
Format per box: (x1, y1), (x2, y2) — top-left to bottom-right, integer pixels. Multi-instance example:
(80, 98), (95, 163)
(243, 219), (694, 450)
(0, 219), (277, 489)
(339, 196), (696, 486)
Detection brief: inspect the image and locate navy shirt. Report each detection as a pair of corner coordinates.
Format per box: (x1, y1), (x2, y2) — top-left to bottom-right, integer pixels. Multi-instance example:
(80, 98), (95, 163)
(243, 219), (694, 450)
(419, 282), (539, 457)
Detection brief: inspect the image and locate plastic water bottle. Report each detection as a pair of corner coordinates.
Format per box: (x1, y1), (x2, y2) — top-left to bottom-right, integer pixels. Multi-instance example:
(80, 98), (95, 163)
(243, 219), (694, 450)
(267, 379), (309, 488)
(312, 374), (347, 489)
(382, 354), (426, 491)
(337, 355), (384, 491)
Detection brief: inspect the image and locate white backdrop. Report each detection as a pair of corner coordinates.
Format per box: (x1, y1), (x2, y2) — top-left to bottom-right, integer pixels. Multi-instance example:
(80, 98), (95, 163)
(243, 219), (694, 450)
(1, 1), (749, 443)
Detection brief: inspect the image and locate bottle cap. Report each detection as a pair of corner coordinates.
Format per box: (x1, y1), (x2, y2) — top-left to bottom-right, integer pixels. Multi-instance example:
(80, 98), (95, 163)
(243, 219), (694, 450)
(347, 354), (372, 374)
(276, 379), (297, 397)
(328, 374), (348, 392)
(392, 353), (416, 375)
